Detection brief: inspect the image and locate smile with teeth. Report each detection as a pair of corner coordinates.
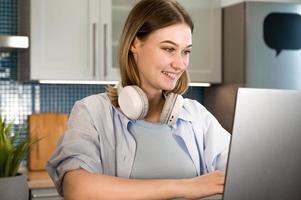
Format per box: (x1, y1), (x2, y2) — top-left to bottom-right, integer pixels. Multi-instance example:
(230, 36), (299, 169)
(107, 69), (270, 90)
(162, 71), (177, 80)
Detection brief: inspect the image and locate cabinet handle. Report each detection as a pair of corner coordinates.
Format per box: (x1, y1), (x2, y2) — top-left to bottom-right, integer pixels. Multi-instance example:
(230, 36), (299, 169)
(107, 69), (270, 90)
(103, 23), (108, 77)
(92, 23), (97, 78)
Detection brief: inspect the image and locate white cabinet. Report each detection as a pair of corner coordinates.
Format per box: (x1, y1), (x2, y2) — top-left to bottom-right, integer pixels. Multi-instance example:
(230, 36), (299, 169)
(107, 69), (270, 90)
(30, 0), (92, 80)
(110, 0), (138, 80)
(26, 0), (221, 83)
(179, 0), (222, 83)
(28, 0), (120, 81)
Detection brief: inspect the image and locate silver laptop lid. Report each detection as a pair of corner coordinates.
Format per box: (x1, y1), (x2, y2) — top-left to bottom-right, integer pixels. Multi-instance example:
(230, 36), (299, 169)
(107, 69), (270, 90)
(223, 88), (301, 200)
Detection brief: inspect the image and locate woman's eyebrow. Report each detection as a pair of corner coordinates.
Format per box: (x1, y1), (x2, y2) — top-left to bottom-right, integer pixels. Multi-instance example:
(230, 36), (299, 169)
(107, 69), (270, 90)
(160, 40), (192, 48)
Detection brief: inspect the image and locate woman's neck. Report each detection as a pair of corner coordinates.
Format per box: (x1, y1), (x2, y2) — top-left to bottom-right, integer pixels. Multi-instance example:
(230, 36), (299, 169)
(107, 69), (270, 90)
(144, 91), (165, 123)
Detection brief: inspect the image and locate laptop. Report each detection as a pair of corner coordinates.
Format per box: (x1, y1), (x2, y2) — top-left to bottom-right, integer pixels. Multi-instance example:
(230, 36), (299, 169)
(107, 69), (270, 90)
(204, 88), (301, 200)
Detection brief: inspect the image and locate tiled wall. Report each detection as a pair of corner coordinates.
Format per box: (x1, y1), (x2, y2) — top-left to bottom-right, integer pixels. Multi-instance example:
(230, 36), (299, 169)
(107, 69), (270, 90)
(0, 0), (204, 140)
(0, 0), (17, 35)
(0, 0), (17, 80)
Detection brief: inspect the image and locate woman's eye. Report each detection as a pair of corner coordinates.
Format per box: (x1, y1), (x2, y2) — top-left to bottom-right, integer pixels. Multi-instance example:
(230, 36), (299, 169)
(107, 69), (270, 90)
(183, 50), (191, 55)
(163, 47), (175, 53)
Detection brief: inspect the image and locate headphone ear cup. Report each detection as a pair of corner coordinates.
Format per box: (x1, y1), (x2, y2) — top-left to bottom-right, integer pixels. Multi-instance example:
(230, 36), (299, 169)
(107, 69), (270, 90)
(118, 86), (149, 119)
(160, 93), (184, 126)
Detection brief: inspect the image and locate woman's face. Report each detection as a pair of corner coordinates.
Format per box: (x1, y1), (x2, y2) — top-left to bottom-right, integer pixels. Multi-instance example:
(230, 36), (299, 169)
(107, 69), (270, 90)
(131, 23), (192, 95)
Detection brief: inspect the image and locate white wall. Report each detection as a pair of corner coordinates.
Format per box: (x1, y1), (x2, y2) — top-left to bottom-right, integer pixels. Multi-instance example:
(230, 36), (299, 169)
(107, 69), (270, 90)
(221, 0), (301, 7)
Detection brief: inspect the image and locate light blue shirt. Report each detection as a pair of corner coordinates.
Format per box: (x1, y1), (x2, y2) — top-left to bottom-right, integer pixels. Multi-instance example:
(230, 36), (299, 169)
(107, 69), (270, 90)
(46, 93), (230, 195)
(129, 120), (197, 179)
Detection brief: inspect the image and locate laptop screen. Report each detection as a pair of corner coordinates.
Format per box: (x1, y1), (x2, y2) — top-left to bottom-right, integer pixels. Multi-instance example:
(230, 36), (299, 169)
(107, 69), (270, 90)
(223, 88), (301, 200)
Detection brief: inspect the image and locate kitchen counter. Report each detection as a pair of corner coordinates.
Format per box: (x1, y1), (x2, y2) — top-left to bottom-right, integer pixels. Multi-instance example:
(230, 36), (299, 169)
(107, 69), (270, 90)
(26, 171), (62, 199)
(26, 171), (54, 189)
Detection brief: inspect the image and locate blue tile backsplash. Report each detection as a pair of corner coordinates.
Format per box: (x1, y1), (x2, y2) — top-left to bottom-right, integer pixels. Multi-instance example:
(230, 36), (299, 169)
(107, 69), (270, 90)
(0, 0), (18, 35)
(0, 1), (204, 149)
(0, 0), (18, 80)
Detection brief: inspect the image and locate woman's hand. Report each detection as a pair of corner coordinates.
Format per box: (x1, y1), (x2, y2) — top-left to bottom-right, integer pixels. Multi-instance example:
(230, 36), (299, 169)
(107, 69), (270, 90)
(179, 171), (225, 199)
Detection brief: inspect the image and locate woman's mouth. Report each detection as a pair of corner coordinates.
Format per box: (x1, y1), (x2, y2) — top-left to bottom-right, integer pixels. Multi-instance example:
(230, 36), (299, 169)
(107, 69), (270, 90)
(162, 71), (177, 80)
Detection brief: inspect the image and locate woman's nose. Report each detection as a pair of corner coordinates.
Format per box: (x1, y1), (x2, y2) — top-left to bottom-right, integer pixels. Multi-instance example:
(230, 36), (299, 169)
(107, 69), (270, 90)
(171, 53), (188, 70)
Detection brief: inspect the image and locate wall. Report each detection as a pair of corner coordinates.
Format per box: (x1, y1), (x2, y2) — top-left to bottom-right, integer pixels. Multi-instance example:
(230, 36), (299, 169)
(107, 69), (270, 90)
(0, 0), (204, 143)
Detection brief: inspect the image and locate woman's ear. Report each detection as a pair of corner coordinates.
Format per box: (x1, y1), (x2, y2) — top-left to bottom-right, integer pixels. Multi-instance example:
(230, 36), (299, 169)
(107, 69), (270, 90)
(130, 37), (141, 54)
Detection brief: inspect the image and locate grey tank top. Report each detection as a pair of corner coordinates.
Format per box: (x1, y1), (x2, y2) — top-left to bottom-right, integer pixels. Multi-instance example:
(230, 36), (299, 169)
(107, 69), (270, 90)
(128, 120), (197, 179)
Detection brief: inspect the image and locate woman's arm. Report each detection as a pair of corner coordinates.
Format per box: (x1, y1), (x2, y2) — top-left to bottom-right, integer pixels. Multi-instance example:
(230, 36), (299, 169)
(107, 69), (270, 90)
(63, 169), (224, 200)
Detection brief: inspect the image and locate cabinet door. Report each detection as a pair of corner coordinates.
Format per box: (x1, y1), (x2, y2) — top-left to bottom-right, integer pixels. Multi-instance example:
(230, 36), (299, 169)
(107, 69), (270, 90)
(31, 0), (93, 80)
(97, 0), (114, 80)
(99, 0), (137, 81)
(179, 0), (222, 83)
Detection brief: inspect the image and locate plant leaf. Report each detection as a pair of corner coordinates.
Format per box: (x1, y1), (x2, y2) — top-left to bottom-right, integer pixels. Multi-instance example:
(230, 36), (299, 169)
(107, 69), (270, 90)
(0, 116), (40, 177)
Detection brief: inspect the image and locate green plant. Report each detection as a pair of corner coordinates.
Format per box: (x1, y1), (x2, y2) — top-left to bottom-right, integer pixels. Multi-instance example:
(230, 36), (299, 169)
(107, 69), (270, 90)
(0, 116), (34, 177)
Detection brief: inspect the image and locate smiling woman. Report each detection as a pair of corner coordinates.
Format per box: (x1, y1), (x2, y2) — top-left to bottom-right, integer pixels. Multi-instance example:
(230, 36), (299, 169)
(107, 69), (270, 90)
(130, 23), (191, 93)
(46, 0), (230, 199)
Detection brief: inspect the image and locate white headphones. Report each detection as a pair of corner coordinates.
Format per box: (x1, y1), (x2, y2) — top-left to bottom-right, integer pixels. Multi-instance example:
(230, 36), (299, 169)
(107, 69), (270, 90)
(117, 85), (184, 126)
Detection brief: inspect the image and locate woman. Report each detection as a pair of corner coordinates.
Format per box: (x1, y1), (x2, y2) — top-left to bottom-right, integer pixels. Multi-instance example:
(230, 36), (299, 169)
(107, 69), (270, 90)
(47, 0), (230, 199)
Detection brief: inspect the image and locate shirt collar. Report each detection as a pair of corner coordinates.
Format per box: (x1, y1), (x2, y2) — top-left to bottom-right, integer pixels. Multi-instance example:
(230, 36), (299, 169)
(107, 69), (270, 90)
(167, 104), (194, 129)
(112, 106), (133, 127)
(178, 105), (195, 122)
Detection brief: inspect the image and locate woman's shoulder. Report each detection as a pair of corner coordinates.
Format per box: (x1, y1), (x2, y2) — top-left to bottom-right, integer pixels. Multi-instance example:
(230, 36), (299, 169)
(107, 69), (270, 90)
(183, 98), (207, 113)
(181, 98), (214, 123)
(75, 92), (110, 108)
(79, 93), (111, 107)
(72, 93), (114, 117)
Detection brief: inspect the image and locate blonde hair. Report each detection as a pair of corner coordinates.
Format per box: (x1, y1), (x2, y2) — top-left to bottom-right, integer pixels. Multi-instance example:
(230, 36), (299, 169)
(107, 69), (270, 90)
(106, 0), (194, 107)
